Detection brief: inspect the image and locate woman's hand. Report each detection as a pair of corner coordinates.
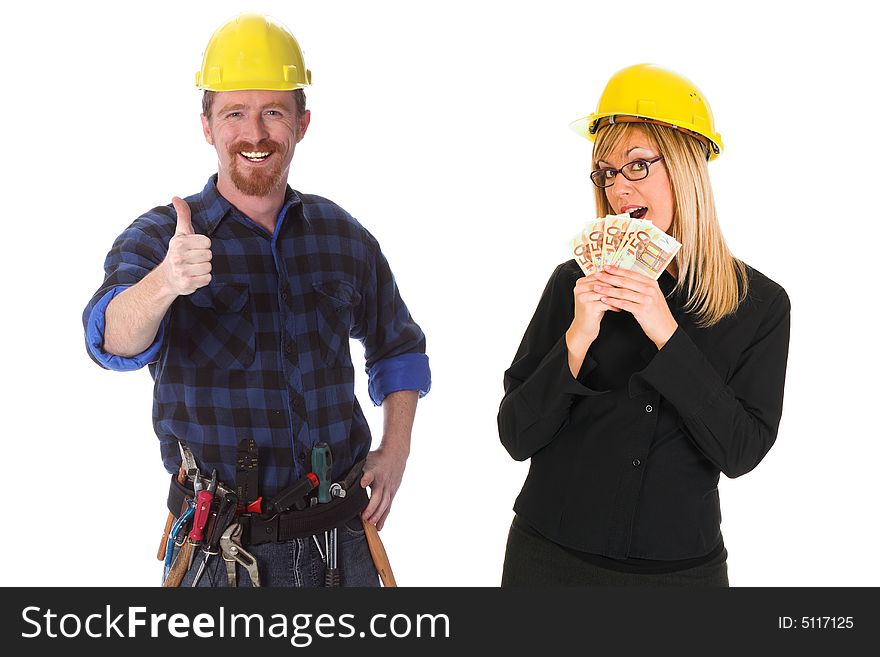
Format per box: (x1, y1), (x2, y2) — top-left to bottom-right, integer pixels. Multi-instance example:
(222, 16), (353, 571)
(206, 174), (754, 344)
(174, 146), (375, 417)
(566, 272), (620, 376)
(592, 264), (678, 350)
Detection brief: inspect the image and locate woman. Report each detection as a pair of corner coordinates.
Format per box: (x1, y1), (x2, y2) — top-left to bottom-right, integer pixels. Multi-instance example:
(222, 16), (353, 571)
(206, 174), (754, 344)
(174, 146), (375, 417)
(498, 64), (791, 586)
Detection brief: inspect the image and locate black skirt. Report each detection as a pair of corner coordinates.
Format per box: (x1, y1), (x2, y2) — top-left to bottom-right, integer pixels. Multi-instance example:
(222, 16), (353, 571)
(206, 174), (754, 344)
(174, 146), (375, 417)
(501, 515), (729, 587)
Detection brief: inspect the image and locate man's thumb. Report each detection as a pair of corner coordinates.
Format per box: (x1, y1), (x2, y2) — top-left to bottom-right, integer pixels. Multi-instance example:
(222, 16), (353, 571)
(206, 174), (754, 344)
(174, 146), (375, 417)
(172, 197), (194, 235)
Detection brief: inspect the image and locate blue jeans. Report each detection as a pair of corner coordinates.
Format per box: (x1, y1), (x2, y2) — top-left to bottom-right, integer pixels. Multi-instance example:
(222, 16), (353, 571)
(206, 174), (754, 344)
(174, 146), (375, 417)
(167, 515), (379, 587)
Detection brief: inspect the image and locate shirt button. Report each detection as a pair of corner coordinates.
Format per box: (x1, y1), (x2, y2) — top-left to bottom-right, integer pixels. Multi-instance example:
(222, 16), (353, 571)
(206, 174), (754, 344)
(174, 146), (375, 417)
(299, 451), (306, 463)
(645, 404), (653, 413)
(285, 342), (293, 356)
(281, 288), (289, 302)
(632, 459), (641, 467)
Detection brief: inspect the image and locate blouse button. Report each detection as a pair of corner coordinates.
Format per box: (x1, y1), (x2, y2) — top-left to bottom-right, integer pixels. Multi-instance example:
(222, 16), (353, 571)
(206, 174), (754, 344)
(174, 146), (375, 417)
(632, 459), (641, 467)
(645, 404), (653, 413)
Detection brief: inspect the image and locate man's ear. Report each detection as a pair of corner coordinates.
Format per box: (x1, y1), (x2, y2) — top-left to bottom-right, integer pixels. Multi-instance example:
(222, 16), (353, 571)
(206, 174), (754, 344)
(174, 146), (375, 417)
(296, 109), (311, 143)
(201, 114), (214, 146)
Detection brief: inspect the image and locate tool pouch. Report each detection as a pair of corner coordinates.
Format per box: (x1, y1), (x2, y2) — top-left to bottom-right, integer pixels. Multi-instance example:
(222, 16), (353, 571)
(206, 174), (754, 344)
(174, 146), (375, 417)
(168, 474), (196, 516)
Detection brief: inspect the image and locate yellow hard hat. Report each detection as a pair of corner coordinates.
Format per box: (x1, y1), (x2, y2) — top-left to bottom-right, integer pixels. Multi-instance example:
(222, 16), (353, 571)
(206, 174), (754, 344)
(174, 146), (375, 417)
(570, 64), (723, 160)
(196, 13), (311, 91)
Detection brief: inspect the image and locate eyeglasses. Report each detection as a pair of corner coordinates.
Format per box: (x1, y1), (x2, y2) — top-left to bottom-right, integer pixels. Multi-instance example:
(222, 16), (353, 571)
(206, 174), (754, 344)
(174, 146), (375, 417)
(590, 155), (664, 188)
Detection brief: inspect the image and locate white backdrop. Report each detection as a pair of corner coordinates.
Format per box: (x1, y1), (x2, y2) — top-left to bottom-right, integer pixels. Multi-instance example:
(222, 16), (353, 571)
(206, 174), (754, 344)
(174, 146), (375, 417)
(2, 0), (877, 587)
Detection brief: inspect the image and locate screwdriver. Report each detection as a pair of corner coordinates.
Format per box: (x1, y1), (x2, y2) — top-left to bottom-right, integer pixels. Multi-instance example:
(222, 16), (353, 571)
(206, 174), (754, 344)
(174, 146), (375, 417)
(311, 443), (332, 504)
(310, 443), (339, 587)
(187, 469), (218, 570)
(191, 490), (238, 587)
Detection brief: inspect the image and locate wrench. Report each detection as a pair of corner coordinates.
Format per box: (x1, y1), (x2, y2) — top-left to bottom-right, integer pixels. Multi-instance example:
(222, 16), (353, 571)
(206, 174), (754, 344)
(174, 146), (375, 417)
(220, 522), (261, 587)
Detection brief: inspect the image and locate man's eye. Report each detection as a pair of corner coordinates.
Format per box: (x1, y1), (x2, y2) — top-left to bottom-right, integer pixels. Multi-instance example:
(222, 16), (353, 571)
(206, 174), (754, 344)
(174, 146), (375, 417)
(226, 112), (242, 118)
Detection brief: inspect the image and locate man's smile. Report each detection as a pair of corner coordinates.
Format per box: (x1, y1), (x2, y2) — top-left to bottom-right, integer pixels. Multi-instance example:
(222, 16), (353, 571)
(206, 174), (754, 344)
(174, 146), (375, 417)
(239, 150), (273, 164)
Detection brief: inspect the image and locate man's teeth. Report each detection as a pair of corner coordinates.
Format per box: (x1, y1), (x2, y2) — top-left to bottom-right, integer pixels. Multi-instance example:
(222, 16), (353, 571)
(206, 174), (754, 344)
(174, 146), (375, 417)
(241, 151), (270, 160)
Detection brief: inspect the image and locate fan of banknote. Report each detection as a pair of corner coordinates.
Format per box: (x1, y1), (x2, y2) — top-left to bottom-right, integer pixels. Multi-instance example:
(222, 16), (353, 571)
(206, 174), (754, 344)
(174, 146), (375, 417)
(569, 213), (681, 280)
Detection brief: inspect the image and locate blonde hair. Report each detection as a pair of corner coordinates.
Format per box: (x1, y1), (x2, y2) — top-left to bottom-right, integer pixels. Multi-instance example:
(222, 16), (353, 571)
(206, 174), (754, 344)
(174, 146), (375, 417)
(591, 122), (748, 327)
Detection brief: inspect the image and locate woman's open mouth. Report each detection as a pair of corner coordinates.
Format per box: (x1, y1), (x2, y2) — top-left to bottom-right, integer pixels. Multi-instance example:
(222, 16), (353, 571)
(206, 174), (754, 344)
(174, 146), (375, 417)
(623, 206), (648, 219)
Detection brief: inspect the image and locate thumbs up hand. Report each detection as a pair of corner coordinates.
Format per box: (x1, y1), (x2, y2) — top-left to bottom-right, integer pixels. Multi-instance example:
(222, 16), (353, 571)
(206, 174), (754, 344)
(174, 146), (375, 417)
(173, 196), (196, 236)
(160, 197), (212, 296)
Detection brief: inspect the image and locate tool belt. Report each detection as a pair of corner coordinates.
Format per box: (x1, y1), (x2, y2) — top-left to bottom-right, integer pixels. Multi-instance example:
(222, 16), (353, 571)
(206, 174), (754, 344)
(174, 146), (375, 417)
(167, 474), (368, 546)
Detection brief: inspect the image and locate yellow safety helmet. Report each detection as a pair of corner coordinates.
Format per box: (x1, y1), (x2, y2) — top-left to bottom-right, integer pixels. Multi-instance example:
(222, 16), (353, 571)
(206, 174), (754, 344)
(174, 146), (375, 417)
(570, 64), (723, 160)
(196, 13), (311, 92)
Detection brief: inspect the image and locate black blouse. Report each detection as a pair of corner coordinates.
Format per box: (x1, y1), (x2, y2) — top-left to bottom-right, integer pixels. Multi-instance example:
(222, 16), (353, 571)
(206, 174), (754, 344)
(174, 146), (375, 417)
(498, 260), (791, 562)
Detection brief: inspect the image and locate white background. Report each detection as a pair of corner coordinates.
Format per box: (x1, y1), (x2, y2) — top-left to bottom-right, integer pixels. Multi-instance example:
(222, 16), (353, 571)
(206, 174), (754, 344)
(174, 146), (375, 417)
(2, 0), (877, 587)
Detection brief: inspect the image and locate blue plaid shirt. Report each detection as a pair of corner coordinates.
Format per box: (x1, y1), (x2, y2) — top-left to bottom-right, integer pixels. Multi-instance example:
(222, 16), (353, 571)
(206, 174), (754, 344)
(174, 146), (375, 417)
(83, 176), (430, 496)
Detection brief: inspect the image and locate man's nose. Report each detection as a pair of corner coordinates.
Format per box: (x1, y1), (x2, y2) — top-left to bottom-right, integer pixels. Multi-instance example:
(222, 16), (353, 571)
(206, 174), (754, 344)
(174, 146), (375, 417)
(241, 113), (270, 142)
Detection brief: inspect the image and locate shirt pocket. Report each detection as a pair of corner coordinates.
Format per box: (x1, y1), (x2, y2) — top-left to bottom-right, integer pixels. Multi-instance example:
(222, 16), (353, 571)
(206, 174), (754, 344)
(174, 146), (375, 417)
(183, 282), (255, 369)
(313, 280), (360, 367)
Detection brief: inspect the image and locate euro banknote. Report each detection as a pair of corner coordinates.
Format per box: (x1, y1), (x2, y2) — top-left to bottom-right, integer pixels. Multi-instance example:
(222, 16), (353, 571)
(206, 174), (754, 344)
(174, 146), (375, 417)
(568, 213), (680, 280)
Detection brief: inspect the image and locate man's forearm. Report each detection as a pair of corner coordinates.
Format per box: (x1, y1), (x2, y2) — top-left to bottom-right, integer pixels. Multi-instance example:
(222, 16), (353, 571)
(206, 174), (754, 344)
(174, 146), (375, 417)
(103, 264), (178, 357)
(380, 390), (419, 456)
(360, 389), (419, 529)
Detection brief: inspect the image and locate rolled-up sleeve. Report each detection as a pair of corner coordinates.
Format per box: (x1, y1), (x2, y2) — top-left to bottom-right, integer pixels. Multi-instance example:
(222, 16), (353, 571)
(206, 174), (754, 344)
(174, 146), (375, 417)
(84, 285), (166, 371)
(82, 219), (171, 371)
(353, 237), (430, 406)
(630, 288), (791, 478)
(367, 352), (430, 406)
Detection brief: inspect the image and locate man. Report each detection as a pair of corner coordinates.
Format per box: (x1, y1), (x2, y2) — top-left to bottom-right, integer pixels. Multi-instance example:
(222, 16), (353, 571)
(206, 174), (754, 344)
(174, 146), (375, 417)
(82, 13), (430, 587)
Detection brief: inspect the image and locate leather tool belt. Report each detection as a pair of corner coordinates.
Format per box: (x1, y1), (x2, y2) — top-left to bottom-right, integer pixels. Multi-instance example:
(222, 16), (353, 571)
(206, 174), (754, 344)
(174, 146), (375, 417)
(167, 473), (368, 545)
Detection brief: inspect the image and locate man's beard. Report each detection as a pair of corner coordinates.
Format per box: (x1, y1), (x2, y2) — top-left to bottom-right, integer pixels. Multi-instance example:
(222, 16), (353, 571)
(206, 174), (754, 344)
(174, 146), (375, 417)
(227, 139), (286, 197)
